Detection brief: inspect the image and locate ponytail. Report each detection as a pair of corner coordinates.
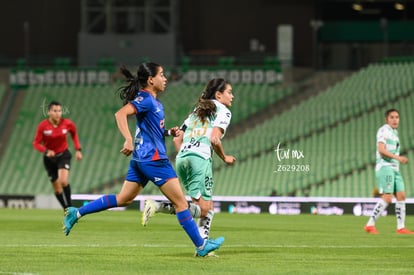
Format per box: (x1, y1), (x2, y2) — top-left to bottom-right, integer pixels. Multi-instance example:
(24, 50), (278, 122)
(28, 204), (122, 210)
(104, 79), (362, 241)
(195, 97), (216, 124)
(192, 78), (229, 122)
(117, 62), (161, 105)
(117, 65), (140, 105)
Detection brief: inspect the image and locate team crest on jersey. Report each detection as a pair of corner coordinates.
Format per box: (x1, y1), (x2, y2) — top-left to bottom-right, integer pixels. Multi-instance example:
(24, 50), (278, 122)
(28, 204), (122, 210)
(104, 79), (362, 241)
(135, 96), (144, 102)
(62, 129), (68, 134)
(43, 130), (52, 136)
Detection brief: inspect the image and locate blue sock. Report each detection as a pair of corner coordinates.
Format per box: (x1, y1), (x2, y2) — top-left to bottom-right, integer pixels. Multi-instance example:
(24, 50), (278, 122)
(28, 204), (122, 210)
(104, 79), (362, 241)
(78, 195), (118, 216)
(176, 209), (204, 247)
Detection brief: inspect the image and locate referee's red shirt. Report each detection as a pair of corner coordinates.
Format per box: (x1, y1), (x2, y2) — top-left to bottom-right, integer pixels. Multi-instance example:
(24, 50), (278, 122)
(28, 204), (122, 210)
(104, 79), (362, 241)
(33, 118), (81, 154)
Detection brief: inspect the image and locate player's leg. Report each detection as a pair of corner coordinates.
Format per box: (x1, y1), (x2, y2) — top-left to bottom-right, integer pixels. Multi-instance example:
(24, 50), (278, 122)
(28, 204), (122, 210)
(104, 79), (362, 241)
(77, 177), (143, 217)
(196, 159), (215, 240)
(395, 191), (408, 232)
(196, 198), (214, 240)
(160, 178), (202, 245)
(58, 150), (72, 207)
(82, 180), (142, 215)
(179, 155), (206, 220)
(64, 160), (144, 235)
(142, 156), (202, 225)
(57, 168), (71, 207)
(153, 158), (205, 246)
(365, 167), (392, 234)
(137, 159), (223, 256)
(394, 172), (414, 234)
(142, 199), (201, 225)
(159, 177), (224, 256)
(44, 156), (66, 209)
(51, 179), (66, 208)
(147, 156), (212, 235)
(140, 159), (179, 226)
(63, 180), (142, 235)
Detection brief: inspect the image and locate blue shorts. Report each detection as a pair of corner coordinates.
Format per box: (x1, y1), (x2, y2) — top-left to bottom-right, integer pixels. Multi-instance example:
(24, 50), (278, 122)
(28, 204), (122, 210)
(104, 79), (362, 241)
(125, 159), (177, 187)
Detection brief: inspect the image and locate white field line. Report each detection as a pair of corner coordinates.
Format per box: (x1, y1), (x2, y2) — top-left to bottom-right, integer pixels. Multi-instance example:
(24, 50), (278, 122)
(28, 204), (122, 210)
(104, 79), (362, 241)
(2, 244), (414, 249)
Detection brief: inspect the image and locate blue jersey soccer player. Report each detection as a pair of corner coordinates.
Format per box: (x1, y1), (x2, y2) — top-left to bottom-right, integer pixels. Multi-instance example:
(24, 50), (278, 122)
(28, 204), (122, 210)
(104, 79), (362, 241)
(63, 62), (224, 256)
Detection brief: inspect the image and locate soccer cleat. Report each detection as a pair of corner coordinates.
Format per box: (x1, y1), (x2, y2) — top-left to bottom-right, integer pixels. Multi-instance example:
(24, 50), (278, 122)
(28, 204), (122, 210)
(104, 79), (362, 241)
(194, 251), (219, 258)
(63, 207), (79, 236)
(194, 240), (218, 257)
(396, 228), (414, 234)
(141, 199), (158, 226)
(364, 225), (379, 234)
(196, 237), (224, 257)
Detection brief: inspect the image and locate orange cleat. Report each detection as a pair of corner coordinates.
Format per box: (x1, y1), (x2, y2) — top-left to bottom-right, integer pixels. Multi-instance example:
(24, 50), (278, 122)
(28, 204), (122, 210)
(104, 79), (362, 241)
(396, 228), (414, 234)
(364, 225), (379, 234)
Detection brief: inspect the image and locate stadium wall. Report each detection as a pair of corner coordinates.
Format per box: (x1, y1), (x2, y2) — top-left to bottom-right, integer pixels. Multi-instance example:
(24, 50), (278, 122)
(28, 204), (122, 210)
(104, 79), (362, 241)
(78, 33), (176, 66)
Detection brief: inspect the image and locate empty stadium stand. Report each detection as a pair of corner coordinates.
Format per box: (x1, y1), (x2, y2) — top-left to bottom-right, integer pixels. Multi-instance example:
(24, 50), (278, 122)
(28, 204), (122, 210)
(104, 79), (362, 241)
(1, 62), (413, 198)
(213, 62), (414, 196)
(0, 81), (292, 195)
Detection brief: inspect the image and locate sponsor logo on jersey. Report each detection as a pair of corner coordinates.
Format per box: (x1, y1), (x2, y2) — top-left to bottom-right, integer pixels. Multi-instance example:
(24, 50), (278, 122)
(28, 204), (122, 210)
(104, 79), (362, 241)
(43, 130), (53, 136)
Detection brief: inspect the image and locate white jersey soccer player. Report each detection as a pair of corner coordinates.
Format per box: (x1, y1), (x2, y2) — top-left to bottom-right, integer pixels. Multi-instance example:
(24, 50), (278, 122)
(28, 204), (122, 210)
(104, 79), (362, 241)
(179, 99), (231, 160)
(142, 78), (236, 247)
(375, 124), (400, 174)
(365, 108), (414, 235)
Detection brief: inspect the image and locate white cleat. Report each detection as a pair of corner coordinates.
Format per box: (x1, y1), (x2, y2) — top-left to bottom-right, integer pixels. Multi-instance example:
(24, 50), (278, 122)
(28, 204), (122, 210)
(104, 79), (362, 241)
(141, 199), (158, 226)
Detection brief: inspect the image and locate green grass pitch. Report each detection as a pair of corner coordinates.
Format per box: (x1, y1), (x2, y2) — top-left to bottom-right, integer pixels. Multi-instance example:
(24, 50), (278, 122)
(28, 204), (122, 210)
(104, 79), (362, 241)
(1, 208), (414, 274)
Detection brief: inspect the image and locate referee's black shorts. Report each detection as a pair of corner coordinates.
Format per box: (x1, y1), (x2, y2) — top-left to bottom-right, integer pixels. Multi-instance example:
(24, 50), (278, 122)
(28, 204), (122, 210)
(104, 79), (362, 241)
(43, 149), (72, 182)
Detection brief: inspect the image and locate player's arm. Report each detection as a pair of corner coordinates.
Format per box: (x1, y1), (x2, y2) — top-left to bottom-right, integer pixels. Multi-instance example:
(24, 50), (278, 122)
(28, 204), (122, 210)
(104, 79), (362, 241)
(115, 103), (136, 156)
(211, 127), (236, 165)
(33, 124), (46, 153)
(173, 132), (183, 152)
(172, 124), (186, 152)
(378, 142), (408, 164)
(165, 126), (180, 137)
(69, 120), (83, 160)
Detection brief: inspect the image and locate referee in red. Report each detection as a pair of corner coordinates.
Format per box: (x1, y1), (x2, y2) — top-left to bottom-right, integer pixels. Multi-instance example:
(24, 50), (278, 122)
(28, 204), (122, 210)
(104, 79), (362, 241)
(33, 100), (83, 209)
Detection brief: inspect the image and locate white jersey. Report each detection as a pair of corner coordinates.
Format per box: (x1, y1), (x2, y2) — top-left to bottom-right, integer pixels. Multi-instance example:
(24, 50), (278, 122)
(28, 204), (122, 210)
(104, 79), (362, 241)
(177, 100), (231, 159)
(211, 100), (231, 138)
(375, 124), (400, 171)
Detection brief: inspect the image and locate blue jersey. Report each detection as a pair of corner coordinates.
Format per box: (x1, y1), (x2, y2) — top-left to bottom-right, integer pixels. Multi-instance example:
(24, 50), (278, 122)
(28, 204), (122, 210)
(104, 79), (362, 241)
(129, 90), (167, 161)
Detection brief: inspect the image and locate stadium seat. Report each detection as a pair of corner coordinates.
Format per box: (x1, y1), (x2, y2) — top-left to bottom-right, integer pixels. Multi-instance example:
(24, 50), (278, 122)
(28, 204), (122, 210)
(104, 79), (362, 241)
(2, 62), (414, 197)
